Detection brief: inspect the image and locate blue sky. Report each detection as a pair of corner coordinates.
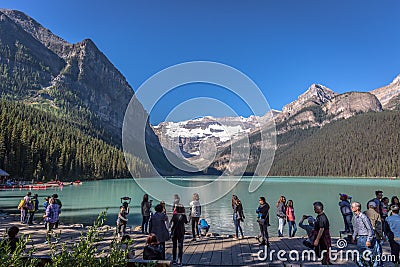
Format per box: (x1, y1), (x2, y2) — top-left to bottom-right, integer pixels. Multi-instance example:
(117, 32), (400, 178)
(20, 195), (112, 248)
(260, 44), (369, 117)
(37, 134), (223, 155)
(2, 1), (400, 124)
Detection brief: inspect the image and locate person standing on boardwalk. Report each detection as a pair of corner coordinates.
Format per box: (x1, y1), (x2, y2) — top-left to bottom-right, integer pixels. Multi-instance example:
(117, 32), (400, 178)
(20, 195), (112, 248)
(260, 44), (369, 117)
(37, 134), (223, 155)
(149, 204), (170, 260)
(351, 201), (375, 266)
(43, 197), (60, 244)
(384, 204), (400, 264)
(172, 194), (180, 213)
(27, 194), (39, 225)
(141, 194), (152, 234)
(369, 190), (383, 215)
(286, 200), (297, 237)
(52, 194), (62, 229)
(276, 196), (286, 237)
(189, 193), (201, 241)
(19, 192), (31, 224)
(312, 201), (332, 265)
(364, 201), (384, 267)
(170, 204), (188, 266)
(232, 195), (245, 239)
(116, 205), (128, 237)
(339, 193), (353, 233)
(256, 197), (270, 246)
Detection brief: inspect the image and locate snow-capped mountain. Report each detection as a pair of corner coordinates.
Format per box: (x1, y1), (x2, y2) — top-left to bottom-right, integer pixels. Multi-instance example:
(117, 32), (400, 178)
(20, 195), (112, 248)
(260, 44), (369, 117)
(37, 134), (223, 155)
(152, 113), (275, 162)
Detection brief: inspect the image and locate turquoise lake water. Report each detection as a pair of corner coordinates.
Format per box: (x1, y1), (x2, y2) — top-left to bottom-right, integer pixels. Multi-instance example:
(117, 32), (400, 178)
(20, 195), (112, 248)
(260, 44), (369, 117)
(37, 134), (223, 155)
(1, 177), (399, 237)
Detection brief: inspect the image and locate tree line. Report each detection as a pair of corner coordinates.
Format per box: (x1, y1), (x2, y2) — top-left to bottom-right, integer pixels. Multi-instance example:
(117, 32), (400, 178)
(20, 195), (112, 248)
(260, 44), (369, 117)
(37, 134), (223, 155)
(0, 99), (153, 181)
(269, 111), (400, 177)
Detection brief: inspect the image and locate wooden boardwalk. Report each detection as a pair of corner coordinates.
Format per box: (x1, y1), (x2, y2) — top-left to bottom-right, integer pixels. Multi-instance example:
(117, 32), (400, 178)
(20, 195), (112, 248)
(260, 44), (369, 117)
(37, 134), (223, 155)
(1, 219), (396, 266)
(131, 233), (396, 266)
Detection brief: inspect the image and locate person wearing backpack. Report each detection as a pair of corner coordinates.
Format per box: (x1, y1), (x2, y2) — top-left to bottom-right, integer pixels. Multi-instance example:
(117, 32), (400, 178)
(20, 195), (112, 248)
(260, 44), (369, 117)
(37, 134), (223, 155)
(170, 204), (188, 266)
(18, 192), (31, 224)
(27, 194), (38, 225)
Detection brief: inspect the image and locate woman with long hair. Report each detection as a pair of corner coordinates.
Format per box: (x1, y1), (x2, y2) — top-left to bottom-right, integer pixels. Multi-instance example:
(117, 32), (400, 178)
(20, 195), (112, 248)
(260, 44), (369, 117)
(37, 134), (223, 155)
(170, 204), (188, 266)
(286, 200), (297, 237)
(276, 196), (286, 237)
(141, 194), (152, 234)
(232, 195), (245, 239)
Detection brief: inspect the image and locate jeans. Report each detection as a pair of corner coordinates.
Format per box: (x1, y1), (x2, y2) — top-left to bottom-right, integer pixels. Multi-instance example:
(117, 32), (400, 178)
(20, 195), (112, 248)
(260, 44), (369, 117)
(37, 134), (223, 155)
(233, 213), (244, 238)
(198, 225), (210, 235)
(258, 223), (269, 244)
(142, 215), (150, 233)
(287, 221), (297, 237)
(372, 239), (383, 267)
(389, 240), (400, 264)
(20, 208), (27, 223)
(278, 217), (285, 236)
(172, 236), (184, 263)
(343, 213), (353, 233)
(191, 217), (200, 238)
(356, 236), (375, 266)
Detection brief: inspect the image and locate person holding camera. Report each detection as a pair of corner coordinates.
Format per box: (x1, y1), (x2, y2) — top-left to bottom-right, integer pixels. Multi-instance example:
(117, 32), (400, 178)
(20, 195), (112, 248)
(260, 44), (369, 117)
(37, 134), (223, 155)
(256, 197), (270, 246)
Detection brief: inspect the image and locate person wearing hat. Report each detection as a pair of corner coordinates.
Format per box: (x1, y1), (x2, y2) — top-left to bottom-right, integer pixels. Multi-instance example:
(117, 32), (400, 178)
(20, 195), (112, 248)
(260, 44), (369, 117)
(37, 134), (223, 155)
(365, 201), (384, 267)
(384, 204), (400, 264)
(339, 193), (353, 234)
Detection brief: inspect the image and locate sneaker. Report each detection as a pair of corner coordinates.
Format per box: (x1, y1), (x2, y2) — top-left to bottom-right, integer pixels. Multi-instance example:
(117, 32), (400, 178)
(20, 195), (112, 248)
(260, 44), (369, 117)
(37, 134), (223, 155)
(171, 260), (177, 265)
(239, 236), (244, 239)
(44, 241), (49, 244)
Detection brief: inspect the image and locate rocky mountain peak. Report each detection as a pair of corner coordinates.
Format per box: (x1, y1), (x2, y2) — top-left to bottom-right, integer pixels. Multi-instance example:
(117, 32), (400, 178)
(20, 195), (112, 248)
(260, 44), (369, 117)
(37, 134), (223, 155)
(280, 83), (337, 118)
(370, 74), (400, 110)
(390, 74), (400, 85)
(0, 9), (69, 57)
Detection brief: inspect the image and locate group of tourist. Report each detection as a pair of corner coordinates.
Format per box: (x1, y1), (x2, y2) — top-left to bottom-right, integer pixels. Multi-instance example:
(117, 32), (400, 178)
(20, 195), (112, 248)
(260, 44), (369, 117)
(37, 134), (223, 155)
(137, 193), (204, 266)
(274, 195), (298, 237)
(17, 192), (39, 225)
(341, 190), (400, 266)
(7, 189), (400, 266)
(16, 192), (62, 244)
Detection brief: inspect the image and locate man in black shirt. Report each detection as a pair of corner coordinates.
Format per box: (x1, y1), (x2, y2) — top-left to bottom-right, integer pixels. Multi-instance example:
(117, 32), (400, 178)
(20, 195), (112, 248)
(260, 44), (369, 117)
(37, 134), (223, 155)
(313, 201), (332, 265)
(256, 197), (270, 246)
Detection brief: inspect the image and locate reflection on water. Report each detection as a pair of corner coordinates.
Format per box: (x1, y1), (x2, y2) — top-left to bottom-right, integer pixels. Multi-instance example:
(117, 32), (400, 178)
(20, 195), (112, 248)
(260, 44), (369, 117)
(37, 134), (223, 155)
(1, 177), (399, 237)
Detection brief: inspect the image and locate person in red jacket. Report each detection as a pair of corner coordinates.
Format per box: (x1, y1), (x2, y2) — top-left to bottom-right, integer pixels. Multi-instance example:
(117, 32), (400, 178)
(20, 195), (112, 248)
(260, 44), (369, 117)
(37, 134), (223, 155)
(286, 200), (297, 237)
